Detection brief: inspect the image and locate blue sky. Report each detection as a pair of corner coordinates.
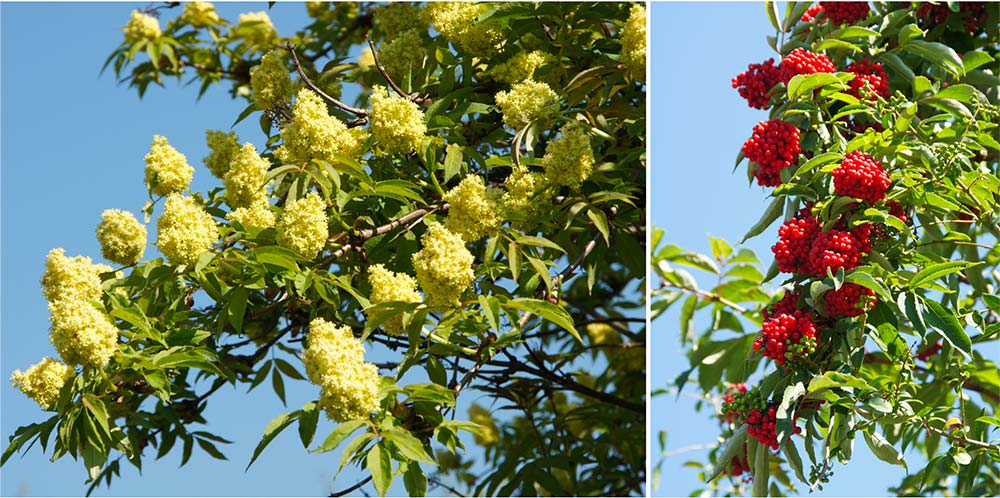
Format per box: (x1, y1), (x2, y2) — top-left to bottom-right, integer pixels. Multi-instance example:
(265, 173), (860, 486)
(0, 3), (454, 496)
(649, 2), (927, 496)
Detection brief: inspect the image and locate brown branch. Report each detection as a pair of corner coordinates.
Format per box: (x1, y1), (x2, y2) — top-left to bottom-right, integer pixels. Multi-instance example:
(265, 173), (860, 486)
(923, 422), (999, 451)
(534, 16), (558, 43)
(659, 280), (749, 313)
(364, 35), (420, 103)
(323, 204), (448, 263)
(330, 476), (372, 497)
(285, 43), (369, 117)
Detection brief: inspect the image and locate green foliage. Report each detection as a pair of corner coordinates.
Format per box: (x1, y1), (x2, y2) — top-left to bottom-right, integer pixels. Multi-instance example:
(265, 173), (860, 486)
(7, 2), (646, 496)
(653, 2), (999, 496)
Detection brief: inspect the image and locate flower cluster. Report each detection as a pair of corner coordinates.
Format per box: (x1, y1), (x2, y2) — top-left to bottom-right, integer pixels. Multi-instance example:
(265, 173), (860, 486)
(620, 4), (647, 81)
(492, 51), (558, 86)
(444, 175), (503, 241)
(124, 10), (160, 43)
(778, 48), (836, 84)
(732, 58), (781, 110)
(742, 120), (801, 187)
(203, 130), (240, 179)
(276, 89), (368, 165)
(367, 264), (422, 336)
(302, 318), (381, 422)
(819, 2), (870, 25)
(502, 166), (551, 223)
(41, 248), (109, 304)
(156, 194), (219, 266)
(846, 59), (890, 100)
(145, 135), (194, 197)
(832, 151), (890, 204)
(373, 2), (426, 38)
(181, 2), (220, 28)
(423, 2), (504, 56)
(753, 310), (819, 366)
(542, 121), (595, 189)
(250, 50), (291, 110)
(223, 143), (270, 208)
(236, 11), (278, 47)
(495, 80), (559, 130)
(369, 86), (427, 155)
(97, 209), (147, 266)
(10, 357), (74, 409)
(227, 200), (276, 229)
(276, 192), (328, 259)
(412, 222), (475, 307)
(823, 283), (876, 318)
(378, 30), (426, 85)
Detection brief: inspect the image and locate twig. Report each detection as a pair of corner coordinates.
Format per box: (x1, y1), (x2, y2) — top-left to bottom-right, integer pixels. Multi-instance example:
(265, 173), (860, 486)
(660, 281), (749, 313)
(285, 43), (369, 117)
(428, 477), (466, 497)
(923, 422), (1000, 451)
(662, 443), (718, 458)
(364, 35), (419, 103)
(330, 476), (372, 497)
(322, 204), (448, 264)
(534, 16), (558, 43)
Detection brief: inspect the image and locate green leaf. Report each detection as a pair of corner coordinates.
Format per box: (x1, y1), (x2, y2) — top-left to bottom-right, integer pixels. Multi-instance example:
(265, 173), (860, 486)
(312, 419), (368, 454)
(515, 235), (565, 253)
(381, 427), (436, 464)
(247, 410), (300, 470)
(707, 424), (748, 482)
(791, 152), (842, 180)
(507, 298), (581, 343)
(863, 430), (906, 470)
(764, 1), (781, 31)
(783, 438), (808, 485)
(227, 287), (249, 333)
(367, 443), (392, 497)
(934, 84), (980, 104)
(787, 73), (847, 101)
(586, 208), (611, 245)
(908, 261), (981, 290)
(741, 196), (784, 243)
(879, 53), (915, 86)
(196, 437), (227, 460)
(753, 438), (770, 496)
(776, 382), (805, 443)
(901, 40), (964, 77)
(271, 369), (286, 406)
(845, 270), (892, 302)
(443, 144), (463, 183)
(865, 396), (892, 414)
(403, 462), (428, 497)
(922, 299), (972, 359)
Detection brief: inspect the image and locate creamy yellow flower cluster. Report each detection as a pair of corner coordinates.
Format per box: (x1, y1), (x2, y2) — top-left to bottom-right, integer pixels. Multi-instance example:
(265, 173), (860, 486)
(491, 51), (558, 86)
(250, 51), (291, 111)
(443, 175), (503, 242)
(276, 89), (368, 165)
(423, 2), (504, 57)
(412, 222), (476, 307)
(123, 10), (160, 43)
(495, 80), (559, 130)
(621, 4), (647, 82)
(10, 357), (73, 410)
(236, 11), (277, 47)
(157, 194), (219, 266)
(145, 135), (194, 197)
(366, 264), (421, 335)
(370, 86), (427, 155)
(203, 130), (240, 178)
(376, 30), (425, 87)
(181, 2), (220, 29)
(302, 318), (381, 422)
(35, 249), (118, 380)
(276, 192), (328, 259)
(97, 209), (147, 266)
(373, 3), (426, 38)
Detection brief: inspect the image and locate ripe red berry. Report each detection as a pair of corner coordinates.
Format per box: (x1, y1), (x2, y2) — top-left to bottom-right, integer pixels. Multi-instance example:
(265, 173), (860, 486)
(773, 209), (820, 275)
(917, 2), (988, 34)
(764, 291), (800, 320)
(742, 120), (801, 186)
(807, 226), (869, 277)
(832, 151), (890, 204)
(732, 58), (782, 110)
(820, 2), (871, 25)
(779, 48), (836, 84)
(823, 283), (876, 317)
(846, 59), (890, 100)
(916, 342), (942, 361)
(801, 4), (824, 22)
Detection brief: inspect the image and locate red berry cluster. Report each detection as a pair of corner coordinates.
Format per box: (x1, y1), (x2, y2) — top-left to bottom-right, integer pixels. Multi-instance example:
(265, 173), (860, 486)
(809, 224), (872, 277)
(819, 2), (870, 25)
(753, 311), (819, 366)
(773, 209), (821, 274)
(832, 151), (890, 204)
(764, 291), (800, 320)
(801, 4), (824, 22)
(746, 405), (801, 450)
(846, 59), (890, 100)
(742, 120), (801, 186)
(823, 283), (876, 317)
(722, 383), (749, 423)
(778, 48), (836, 84)
(723, 454), (750, 478)
(917, 2), (988, 33)
(732, 58), (782, 110)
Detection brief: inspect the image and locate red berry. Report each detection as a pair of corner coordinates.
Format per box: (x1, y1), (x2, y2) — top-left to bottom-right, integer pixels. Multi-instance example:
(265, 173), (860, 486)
(833, 151), (890, 204)
(779, 48), (836, 84)
(917, 2), (988, 34)
(764, 291), (800, 320)
(846, 59), (890, 100)
(743, 120), (801, 187)
(916, 342), (942, 361)
(808, 227), (869, 276)
(801, 4), (824, 22)
(773, 209), (820, 275)
(753, 311), (819, 366)
(732, 58), (782, 110)
(820, 2), (870, 25)
(823, 283), (876, 317)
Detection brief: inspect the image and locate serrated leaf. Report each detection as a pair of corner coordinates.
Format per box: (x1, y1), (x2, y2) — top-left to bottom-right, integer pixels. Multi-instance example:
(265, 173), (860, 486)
(367, 443), (392, 497)
(586, 208), (610, 245)
(247, 410), (300, 470)
(707, 424), (748, 482)
(312, 419), (368, 454)
(227, 287), (249, 333)
(381, 427), (436, 464)
(922, 298), (972, 359)
(863, 430), (906, 470)
(742, 196), (784, 243)
(403, 462), (428, 496)
(507, 298), (581, 343)
(908, 261), (980, 290)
